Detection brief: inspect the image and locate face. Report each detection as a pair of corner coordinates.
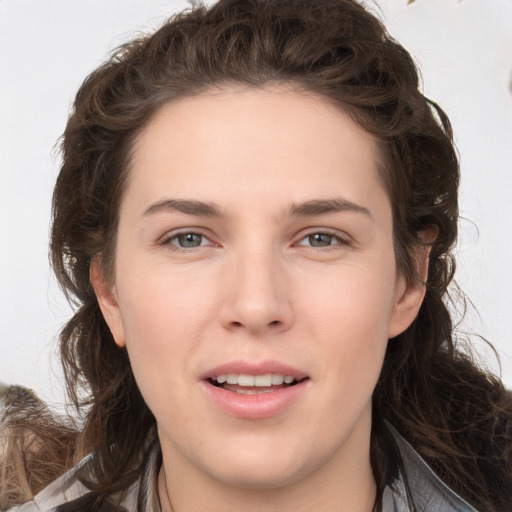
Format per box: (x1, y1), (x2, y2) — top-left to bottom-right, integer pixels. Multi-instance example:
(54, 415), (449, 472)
(93, 86), (425, 492)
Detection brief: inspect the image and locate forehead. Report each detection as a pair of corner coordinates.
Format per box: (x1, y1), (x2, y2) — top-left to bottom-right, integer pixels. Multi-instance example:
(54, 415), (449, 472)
(126, 85), (388, 218)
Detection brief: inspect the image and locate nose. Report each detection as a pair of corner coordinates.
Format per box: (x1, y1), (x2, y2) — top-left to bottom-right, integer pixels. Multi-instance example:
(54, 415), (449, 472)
(219, 245), (294, 336)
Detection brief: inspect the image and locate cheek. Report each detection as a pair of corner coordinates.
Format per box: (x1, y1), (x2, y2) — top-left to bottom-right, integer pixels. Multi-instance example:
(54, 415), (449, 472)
(115, 292), (200, 432)
(113, 257), (226, 386)
(300, 262), (396, 391)
(117, 257), (216, 333)
(313, 302), (389, 390)
(303, 260), (397, 338)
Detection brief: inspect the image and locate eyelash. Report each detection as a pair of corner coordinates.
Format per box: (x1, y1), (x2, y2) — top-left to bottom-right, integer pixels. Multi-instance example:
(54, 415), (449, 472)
(296, 229), (352, 250)
(159, 230), (214, 252)
(158, 228), (352, 253)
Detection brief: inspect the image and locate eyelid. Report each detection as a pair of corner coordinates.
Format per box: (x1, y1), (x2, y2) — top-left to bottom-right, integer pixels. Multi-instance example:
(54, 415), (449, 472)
(156, 226), (353, 251)
(158, 228), (218, 251)
(294, 228), (353, 248)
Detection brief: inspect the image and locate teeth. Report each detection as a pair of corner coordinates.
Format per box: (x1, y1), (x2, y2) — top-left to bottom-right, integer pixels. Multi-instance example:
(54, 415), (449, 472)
(238, 374), (255, 386)
(214, 373), (296, 387)
(254, 374), (272, 386)
(271, 374), (284, 385)
(226, 374), (238, 385)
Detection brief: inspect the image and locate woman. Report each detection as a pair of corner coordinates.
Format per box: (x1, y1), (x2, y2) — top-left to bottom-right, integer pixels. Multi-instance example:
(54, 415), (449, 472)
(1, 0), (511, 511)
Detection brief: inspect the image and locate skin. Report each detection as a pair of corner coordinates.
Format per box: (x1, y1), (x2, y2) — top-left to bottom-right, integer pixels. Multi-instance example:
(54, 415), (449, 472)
(92, 85), (428, 512)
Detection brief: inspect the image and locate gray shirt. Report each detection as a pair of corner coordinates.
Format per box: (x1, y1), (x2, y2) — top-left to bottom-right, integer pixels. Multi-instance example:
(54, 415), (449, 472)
(8, 425), (479, 512)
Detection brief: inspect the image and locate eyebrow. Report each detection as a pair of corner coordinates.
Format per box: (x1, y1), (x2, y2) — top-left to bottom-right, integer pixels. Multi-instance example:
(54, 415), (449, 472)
(288, 198), (372, 220)
(142, 197), (372, 221)
(143, 199), (223, 218)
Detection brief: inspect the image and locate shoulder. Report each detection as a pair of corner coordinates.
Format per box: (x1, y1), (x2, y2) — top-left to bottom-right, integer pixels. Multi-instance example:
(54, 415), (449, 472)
(385, 423), (480, 512)
(6, 456), (91, 512)
(5, 440), (161, 512)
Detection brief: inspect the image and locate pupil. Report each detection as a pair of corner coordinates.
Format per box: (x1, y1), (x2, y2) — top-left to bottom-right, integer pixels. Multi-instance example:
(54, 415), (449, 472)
(309, 233), (332, 247)
(179, 233), (202, 247)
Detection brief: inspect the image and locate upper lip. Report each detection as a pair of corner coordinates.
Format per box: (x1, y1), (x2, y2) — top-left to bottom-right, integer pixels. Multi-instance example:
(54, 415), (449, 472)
(201, 360), (309, 381)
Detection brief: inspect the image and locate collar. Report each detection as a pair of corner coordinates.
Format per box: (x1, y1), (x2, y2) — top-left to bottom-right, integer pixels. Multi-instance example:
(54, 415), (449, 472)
(10, 423), (480, 512)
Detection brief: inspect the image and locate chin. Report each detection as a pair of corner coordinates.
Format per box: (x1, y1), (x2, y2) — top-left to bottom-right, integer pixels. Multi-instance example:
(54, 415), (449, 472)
(209, 460), (308, 491)
(198, 436), (321, 491)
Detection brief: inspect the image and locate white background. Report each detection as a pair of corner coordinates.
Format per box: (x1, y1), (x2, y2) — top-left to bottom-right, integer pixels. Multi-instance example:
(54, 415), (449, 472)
(0, 0), (511, 408)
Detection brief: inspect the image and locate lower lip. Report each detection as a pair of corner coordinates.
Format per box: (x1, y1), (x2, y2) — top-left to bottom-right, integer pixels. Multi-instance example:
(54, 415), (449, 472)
(200, 380), (309, 420)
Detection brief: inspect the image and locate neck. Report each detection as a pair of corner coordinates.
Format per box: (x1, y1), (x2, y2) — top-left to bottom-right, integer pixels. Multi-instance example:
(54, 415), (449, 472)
(158, 465), (376, 512)
(157, 413), (377, 512)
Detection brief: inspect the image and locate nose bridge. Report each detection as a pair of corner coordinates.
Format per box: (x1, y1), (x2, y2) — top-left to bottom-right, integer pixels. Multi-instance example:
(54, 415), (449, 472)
(220, 236), (292, 334)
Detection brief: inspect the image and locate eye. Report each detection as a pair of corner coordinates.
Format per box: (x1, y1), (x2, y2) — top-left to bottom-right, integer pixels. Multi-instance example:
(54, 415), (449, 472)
(304, 233), (335, 247)
(164, 232), (211, 250)
(296, 231), (349, 248)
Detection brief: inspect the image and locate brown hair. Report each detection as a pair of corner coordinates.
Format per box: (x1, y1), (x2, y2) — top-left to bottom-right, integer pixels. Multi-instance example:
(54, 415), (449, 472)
(0, 385), (77, 509)
(2, 1), (511, 510)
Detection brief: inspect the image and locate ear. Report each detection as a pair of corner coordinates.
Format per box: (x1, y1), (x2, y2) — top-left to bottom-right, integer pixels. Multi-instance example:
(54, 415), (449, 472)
(388, 228), (436, 339)
(90, 257), (126, 348)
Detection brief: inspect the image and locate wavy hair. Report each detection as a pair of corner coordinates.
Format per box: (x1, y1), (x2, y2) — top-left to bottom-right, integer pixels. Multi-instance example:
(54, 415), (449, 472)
(0, 385), (78, 510)
(2, 1), (511, 511)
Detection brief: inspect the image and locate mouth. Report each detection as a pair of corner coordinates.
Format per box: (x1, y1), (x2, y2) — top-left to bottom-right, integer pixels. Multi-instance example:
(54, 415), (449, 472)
(207, 373), (308, 395)
(201, 361), (310, 419)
